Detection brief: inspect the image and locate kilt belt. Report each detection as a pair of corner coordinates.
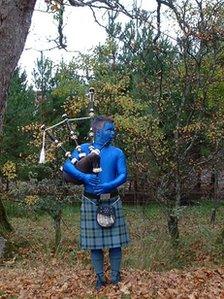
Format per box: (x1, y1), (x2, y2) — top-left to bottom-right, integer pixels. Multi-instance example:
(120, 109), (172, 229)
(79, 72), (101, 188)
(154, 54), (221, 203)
(83, 190), (119, 201)
(80, 193), (130, 250)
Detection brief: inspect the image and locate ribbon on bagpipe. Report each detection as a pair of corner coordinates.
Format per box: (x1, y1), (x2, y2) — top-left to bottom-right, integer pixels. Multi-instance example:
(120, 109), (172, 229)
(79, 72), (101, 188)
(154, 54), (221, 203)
(39, 87), (101, 185)
(38, 129), (46, 164)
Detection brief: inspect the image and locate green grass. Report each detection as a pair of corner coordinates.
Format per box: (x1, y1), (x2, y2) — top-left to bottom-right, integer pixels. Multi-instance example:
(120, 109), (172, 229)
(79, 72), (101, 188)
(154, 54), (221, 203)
(2, 200), (224, 271)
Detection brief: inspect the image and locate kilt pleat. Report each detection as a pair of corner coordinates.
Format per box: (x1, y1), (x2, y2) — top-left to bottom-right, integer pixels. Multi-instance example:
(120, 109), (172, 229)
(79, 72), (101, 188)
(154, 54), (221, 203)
(80, 195), (130, 250)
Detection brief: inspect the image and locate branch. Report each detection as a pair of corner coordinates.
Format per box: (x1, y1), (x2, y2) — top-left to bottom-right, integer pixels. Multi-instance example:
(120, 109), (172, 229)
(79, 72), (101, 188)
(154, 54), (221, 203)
(153, 0), (161, 44)
(89, 6), (108, 31)
(193, 144), (221, 169)
(68, 0), (133, 18)
(68, 0), (103, 7)
(58, 0), (180, 47)
(183, 133), (199, 157)
(53, 2), (67, 49)
(158, 0), (190, 34)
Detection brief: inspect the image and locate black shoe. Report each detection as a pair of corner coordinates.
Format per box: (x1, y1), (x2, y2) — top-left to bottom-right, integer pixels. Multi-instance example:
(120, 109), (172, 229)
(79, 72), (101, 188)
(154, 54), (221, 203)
(96, 274), (106, 290)
(111, 271), (121, 285)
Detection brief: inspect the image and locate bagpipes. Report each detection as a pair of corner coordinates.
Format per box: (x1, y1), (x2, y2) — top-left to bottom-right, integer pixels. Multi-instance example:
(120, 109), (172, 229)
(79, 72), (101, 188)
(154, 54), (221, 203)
(39, 87), (101, 185)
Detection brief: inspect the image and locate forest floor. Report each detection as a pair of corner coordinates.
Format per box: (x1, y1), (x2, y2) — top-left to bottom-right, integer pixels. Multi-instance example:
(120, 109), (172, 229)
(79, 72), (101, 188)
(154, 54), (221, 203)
(1, 264), (224, 298)
(1, 202), (224, 298)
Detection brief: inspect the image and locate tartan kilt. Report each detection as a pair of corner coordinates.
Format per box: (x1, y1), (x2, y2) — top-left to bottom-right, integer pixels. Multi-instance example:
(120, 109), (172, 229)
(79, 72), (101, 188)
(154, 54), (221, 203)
(80, 195), (130, 250)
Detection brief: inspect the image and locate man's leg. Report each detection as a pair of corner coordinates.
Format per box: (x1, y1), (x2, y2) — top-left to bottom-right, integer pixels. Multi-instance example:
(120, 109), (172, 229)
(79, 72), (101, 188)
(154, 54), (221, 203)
(90, 249), (106, 289)
(109, 247), (122, 284)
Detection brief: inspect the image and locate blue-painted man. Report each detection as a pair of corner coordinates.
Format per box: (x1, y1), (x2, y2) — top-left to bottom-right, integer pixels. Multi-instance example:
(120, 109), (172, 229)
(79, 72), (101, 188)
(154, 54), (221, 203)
(63, 116), (129, 290)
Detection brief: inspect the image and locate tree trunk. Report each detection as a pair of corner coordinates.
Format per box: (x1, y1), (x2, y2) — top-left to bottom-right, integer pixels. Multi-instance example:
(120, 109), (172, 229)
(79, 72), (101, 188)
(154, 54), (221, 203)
(210, 168), (219, 225)
(0, 0), (36, 131)
(0, 0), (36, 230)
(167, 172), (180, 245)
(0, 197), (13, 232)
(168, 215), (179, 245)
(53, 211), (62, 250)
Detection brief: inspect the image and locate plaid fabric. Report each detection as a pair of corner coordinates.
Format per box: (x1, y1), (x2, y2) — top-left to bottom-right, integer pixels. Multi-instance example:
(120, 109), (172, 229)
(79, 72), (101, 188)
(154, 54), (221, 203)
(80, 195), (130, 250)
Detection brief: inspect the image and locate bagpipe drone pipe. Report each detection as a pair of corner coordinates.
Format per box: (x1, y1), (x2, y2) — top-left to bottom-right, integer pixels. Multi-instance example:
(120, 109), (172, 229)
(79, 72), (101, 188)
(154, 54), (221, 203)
(39, 87), (101, 185)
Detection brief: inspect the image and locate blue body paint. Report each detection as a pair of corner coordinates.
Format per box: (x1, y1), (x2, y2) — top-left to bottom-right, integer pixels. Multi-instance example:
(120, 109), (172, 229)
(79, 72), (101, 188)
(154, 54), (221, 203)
(63, 121), (127, 195)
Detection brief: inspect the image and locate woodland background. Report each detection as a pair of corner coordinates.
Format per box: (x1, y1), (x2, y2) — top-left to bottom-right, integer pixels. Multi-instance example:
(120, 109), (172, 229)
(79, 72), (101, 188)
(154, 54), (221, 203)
(0, 0), (224, 297)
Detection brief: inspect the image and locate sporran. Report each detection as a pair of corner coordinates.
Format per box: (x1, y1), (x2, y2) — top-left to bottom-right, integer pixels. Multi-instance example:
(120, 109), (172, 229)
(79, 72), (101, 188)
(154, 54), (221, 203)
(96, 204), (116, 228)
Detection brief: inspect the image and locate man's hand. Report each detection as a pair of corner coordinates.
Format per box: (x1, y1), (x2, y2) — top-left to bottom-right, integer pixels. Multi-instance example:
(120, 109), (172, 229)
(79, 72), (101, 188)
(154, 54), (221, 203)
(92, 183), (111, 195)
(83, 174), (100, 186)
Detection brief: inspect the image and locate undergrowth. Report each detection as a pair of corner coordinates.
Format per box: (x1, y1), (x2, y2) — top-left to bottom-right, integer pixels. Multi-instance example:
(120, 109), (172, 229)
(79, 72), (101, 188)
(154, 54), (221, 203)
(2, 200), (224, 271)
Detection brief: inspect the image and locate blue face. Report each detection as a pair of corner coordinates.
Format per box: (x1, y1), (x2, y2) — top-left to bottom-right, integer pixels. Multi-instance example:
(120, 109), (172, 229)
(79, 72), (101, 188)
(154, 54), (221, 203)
(95, 122), (116, 145)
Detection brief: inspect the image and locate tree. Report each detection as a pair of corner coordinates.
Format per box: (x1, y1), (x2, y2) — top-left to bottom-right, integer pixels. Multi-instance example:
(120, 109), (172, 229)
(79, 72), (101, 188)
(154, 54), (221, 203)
(0, 0), (36, 134)
(0, 0), (140, 134)
(0, 68), (35, 233)
(1, 68), (35, 164)
(150, 0), (224, 243)
(84, 1), (224, 243)
(0, 0), (36, 231)
(1, 0), (223, 243)
(0, 0), (140, 232)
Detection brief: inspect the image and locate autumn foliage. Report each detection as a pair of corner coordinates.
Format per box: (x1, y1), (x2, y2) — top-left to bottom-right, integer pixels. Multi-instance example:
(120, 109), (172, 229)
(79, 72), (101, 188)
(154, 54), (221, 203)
(0, 0), (224, 297)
